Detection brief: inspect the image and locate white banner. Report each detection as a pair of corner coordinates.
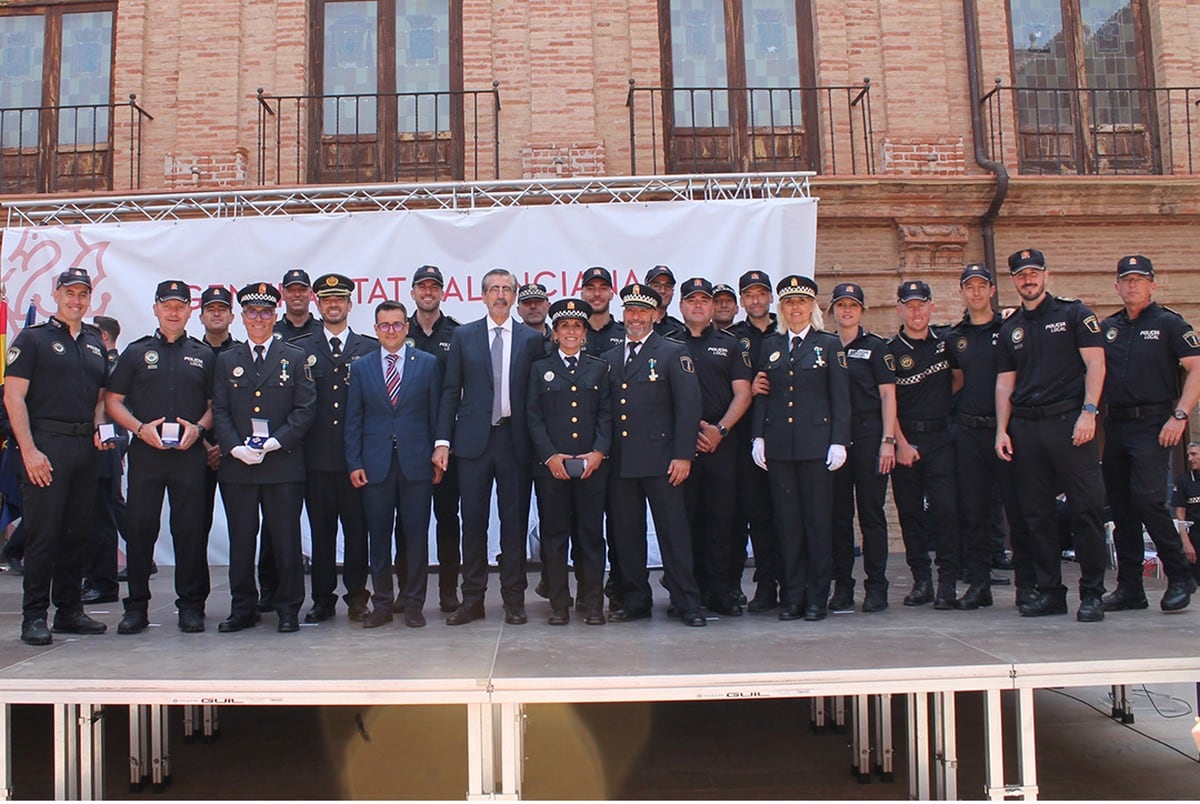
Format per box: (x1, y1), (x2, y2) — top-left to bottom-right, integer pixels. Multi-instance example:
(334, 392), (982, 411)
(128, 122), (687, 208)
(2, 198), (816, 567)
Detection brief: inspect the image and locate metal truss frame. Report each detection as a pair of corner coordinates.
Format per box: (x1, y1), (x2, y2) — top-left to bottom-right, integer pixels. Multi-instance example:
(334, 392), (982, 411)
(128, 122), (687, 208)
(3, 172), (814, 228)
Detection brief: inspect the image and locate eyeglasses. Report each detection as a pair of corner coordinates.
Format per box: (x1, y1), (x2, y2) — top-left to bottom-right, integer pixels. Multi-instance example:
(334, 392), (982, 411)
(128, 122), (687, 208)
(242, 309), (276, 320)
(484, 285), (516, 295)
(375, 321), (408, 333)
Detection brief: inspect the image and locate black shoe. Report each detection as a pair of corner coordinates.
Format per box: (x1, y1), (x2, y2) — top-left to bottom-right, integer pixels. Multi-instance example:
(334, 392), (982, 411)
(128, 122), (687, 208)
(52, 611), (107, 635)
(862, 589), (889, 612)
(364, 607), (394, 628)
(218, 615), (257, 633)
(504, 605), (528, 625)
(992, 553), (1013, 571)
(1076, 596), (1104, 622)
(548, 609), (569, 626)
(804, 604), (828, 622)
(778, 604), (804, 621)
(704, 593), (743, 617)
(933, 582), (959, 610)
(958, 583), (993, 610)
(747, 583), (779, 612)
(1, 555), (23, 575)
(20, 617), (51, 646)
(304, 604), (336, 624)
(404, 609), (427, 628)
(1161, 576), (1197, 612)
(277, 613), (300, 633)
(391, 595), (407, 614)
(347, 601), (370, 622)
(446, 603), (485, 626)
(736, 590), (748, 606)
(607, 606), (651, 623)
(903, 578), (934, 607)
(256, 596), (275, 613)
(583, 609), (606, 626)
(81, 588), (119, 605)
(828, 584), (855, 612)
(1015, 586), (1039, 608)
(1101, 586), (1149, 612)
(178, 610), (205, 633)
(439, 593), (460, 614)
(681, 609), (707, 627)
(1019, 592), (1068, 617)
(117, 610), (149, 635)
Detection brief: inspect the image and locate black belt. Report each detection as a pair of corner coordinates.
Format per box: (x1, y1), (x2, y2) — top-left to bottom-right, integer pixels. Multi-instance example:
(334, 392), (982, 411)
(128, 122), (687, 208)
(854, 410), (882, 426)
(1106, 402), (1173, 421)
(1011, 398), (1081, 419)
(958, 412), (996, 429)
(900, 416), (949, 434)
(31, 419), (93, 437)
(491, 417), (511, 428)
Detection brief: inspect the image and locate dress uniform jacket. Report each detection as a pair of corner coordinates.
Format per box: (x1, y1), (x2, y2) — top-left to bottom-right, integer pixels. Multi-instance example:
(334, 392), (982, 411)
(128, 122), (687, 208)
(289, 329), (377, 473)
(751, 329), (850, 460)
(213, 339), (316, 483)
(527, 352), (612, 472)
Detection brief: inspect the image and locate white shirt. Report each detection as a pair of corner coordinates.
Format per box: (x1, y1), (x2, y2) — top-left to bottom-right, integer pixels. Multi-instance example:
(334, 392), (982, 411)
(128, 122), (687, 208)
(489, 316), (513, 419)
(325, 326), (351, 354)
(787, 324), (813, 342)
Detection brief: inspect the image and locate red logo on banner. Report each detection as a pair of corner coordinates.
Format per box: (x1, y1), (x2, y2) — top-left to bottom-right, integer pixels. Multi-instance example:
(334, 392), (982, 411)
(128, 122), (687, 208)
(3, 227), (112, 336)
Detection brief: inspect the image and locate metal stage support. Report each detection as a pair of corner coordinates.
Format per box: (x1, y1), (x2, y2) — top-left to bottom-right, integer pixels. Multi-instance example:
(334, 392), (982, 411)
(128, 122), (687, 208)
(181, 705), (219, 743)
(54, 705), (103, 801)
(983, 688), (1038, 801)
(0, 705), (10, 801)
(127, 705), (170, 794)
(1109, 684), (1133, 724)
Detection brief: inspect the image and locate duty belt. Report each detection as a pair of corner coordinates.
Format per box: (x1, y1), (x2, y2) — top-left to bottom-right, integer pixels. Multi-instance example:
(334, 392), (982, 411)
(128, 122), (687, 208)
(1011, 398), (1081, 419)
(1106, 402), (1173, 421)
(957, 412), (996, 429)
(31, 419), (93, 437)
(899, 416), (949, 434)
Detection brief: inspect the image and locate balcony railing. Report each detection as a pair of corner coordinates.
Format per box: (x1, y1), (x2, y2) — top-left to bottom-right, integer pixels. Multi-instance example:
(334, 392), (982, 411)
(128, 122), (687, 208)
(981, 82), (1200, 175)
(0, 95), (152, 194)
(256, 85), (501, 186)
(627, 79), (874, 176)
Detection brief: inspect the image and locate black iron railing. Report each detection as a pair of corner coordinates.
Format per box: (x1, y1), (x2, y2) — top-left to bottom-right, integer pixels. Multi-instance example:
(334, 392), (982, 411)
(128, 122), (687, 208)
(0, 95), (152, 194)
(256, 85), (501, 185)
(627, 79), (874, 175)
(981, 81), (1200, 175)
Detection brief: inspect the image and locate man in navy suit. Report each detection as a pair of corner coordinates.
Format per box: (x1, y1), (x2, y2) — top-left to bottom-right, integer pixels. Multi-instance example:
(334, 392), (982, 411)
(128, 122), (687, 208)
(434, 268), (542, 625)
(346, 300), (441, 628)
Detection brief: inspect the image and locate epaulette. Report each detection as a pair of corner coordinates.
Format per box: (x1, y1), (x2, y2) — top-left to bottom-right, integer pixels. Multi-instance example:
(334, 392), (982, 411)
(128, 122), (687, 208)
(443, 315), (461, 327)
(131, 333), (156, 345)
(580, 352), (607, 366)
(1161, 305), (1185, 319)
(1056, 295), (1081, 303)
(81, 322), (102, 336)
(662, 335), (685, 345)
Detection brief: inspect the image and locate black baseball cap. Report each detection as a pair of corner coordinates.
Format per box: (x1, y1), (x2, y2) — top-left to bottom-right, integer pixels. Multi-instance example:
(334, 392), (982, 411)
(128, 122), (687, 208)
(829, 282), (865, 307)
(281, 268), (311, 288)
(898, 280), (933, 303)
(712, 283), (736, 298)
(1116, 255), (1154, 278)
(681, 277), (714, 299)
(55, 268), (92, 289)
(644, 265), (676, 286)
(959, 263), (993, 285)
(412, 264), (445, 287)
(200, 286), (233, 309)
(1007, 249), (1046, 274)
(581, 266), (613, 288)
(155, 280), (191, 304)
(739, 270), (772, 292)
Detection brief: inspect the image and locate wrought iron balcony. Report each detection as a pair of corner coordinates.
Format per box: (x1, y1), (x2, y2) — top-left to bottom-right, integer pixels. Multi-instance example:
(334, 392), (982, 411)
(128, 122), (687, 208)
(981, 82), (1200, 175)
(255, 85), (501, 186)
(0, 96), (152, 195)
(627, 79), (874, 176)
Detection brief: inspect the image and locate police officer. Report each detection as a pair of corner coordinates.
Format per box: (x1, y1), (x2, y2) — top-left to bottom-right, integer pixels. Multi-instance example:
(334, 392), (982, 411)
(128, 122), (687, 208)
(6, 268), (111, 646)
(275, 268), (323, 340)
(827, 282), (896, 613)
(518, 283), (554, 352)
(1170, 442), (1200, 584)
(603, 283), (705, 626)
(949, 264), (1036, 609)
(105, 280), (215, 634)
(580, 266), (626, 357)
(1099, 255), (1200, 613)
(995, 248), (1107, 622)
(887, 280), (963, 610)
(82, 315), (125, 606)
(291, 273), (377, 623)
(678, 277), (753, 615)
(408, 264), (462, 613)
(712, 284), (739, 330)
(527, 298), (612, 625)
(198, 287), (239, 542)
(728, 270), (782, 611)
(645, 265), (686, 339)
(213, 282), (316, 633)
(751, 275), (849, 621)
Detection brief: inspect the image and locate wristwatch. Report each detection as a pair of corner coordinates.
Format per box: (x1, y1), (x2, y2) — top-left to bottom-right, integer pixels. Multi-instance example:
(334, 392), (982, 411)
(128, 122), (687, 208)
(716, 423), (728, 437)
(881, 435), (897, 445)
(1173, 408), (1189, 421)
(1081, 403), (1099, 415)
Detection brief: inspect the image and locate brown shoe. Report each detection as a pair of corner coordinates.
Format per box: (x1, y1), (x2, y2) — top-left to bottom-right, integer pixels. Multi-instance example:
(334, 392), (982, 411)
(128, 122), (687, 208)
(363, 608), (394, 628)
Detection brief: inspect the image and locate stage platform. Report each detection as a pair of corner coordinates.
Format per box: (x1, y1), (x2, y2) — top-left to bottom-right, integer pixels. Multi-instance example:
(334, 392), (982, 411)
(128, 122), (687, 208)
(0, 564), (1196, 800)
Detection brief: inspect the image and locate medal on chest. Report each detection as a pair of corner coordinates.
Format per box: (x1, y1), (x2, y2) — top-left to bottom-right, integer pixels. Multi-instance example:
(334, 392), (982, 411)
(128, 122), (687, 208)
(813, 345), (825, 368)
(279, 359), (290, 383)
(647, 358), (659, 382)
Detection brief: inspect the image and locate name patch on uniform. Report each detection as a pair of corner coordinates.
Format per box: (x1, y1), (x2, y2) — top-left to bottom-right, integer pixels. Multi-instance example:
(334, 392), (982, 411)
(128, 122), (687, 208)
(707, 346), (728, 357)
(1045, 321), (1067, 334)
(1083, 315), (1101, 334)
(52, 342), (65, 355)
(183, 355), (205, 368)
(847, 348), (872, 360)
(85, 344), (102, 357)
(145, 350), (159, 365)
(1139, 330), (1161, 341)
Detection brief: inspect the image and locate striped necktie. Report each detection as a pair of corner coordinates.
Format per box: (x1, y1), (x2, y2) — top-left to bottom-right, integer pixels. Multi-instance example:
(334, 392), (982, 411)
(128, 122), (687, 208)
(385, 353), (401, 406)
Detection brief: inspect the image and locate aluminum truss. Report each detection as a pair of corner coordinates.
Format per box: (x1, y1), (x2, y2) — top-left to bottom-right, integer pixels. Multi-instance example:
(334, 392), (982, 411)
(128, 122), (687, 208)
(3, 172), (814, 228)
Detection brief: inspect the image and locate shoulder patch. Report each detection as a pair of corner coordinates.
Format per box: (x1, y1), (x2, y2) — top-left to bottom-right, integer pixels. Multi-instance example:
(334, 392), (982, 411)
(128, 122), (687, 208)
(6, 347), (19, 364)
(680, 355), (694, 373)
(837, 350), (847, 368)
(1183, 331), (1200, 349)
(742, 351), (752, 369)
(1083, 314), (1101, 334)
(883, 353), (895, 372)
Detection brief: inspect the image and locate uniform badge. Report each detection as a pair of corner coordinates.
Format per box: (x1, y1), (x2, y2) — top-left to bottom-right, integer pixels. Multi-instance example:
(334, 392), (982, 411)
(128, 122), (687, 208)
(1011, 327), (1024, 344)
(6, 347), (19, 364)
(768, 350), (782, 363)
(648, 358), (660, 381)
(145, 350), (159, 365)
(52, 342), (66, 355)
(813, 346), (826, 368)
(272, 332), (282, 341)
(883, 354), (896, 372)
(306, 354), (317, 366)
(740, 337), (751, 352)
(1105, 328), (1118, 342)
(742, 351), (752, 369)
(233, 366), (245, 377)
(837, 351), (847, 368)
(899, 355), (915, 370)
(1083, 315), (1101, 334)
(955, 336), (968, 352)
(544, 370), (555, 382)
(1184, 331), (1200, 349)
(279, 359), (291, 383)
(679, 356), (694, 374)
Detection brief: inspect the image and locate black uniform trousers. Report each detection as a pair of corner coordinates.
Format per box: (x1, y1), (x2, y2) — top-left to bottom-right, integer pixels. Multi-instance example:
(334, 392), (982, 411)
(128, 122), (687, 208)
(457, 421), (530, 608)
(684, 432), (740, 601)
(19, 432), (96, 620)
(1102, 416), (1191, 589)
(831, 416), (890, 593)
(363, 451), (432, 611)
(124, 444), (209, 613)
(534, 464), (608, 614)
(733, 433), (779, 588)
(609, 474), (701, 614)
(432, 456), (462, 601)
(957, 421), (1035, 587)
(220, 480), (305, 619)
(1010, 413), (1107, 598)
(306, 469), (369, 610)
(769, 457), (834, 609)
(891, 426), (959, 584)
(86, 462), (122, 599)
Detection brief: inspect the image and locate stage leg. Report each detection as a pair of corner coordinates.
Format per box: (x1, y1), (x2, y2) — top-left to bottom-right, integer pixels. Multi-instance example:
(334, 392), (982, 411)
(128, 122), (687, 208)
(466, 703), (495, 799)
(202, 705), (218, 742)
(1015, 688), (1039, 800)
(834, 695), (846, 732)
(77, 704), (103, 801)
(149, 704), (169, 791)
(810, 696), (827, 732)
(498, 702), (524, 799)
(0, 704), (12, 800)
(934, 692), (958, 800)
(907, 693), (930, 800)
(852, 695), (870, 782)
(874, 693), (894, 781)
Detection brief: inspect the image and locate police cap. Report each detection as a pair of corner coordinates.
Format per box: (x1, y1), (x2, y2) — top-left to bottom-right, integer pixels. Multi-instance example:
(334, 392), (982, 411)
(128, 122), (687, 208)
(314, 273), (355, 298)
(281, 268), (311, 288)
(619, 283), (662, 310)
(549, 298), (590, 325)
(155, 280), (191, 304)
(200, 286), (233, 309)
(777, 275), (818, 299)
(1116, 254), (1154, 278)
(897, 280), (933, 303)
(237, 282), (281, 307)
(959, 263), (993, 285)
(1007, 249), (1046, 274)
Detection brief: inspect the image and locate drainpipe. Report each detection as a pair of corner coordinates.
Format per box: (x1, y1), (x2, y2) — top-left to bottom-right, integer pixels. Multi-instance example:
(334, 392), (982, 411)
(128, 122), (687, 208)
(963, 0), (1009, 278)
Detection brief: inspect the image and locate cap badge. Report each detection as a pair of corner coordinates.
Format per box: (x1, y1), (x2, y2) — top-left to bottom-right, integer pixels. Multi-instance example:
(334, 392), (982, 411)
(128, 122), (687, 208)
(326, 276), (339, 287)
(258, 284), (266, 293)
(1021, 251), (1030, 259)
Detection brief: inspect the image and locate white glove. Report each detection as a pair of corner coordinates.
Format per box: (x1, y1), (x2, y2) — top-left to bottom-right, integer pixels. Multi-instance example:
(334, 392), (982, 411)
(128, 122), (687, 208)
(751, 437), (767, 471)
(826, 444), (847, 472)
(261, 437), (282, 453)
(230, 446), (264, 465)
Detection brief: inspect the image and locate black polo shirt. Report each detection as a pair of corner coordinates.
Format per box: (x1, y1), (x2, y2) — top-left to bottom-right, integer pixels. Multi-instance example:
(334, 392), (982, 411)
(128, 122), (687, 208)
(273, 313), (322, 341)
(6, 317), (107, 423)
(409, 311), (459, 373)
(682, 324), (753, 422)
(1102, 302), (1200, 408)
(841, 327), (895, 415)
(585, 316), (625, 356)
(1171, 470), (1200, 523)
(886, 327), (955, 420)
(203, 333), (240, 354)
(997, 294), (1104, 407)
(948, 314), (1003, 417)
(108, 331), (215, 426)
